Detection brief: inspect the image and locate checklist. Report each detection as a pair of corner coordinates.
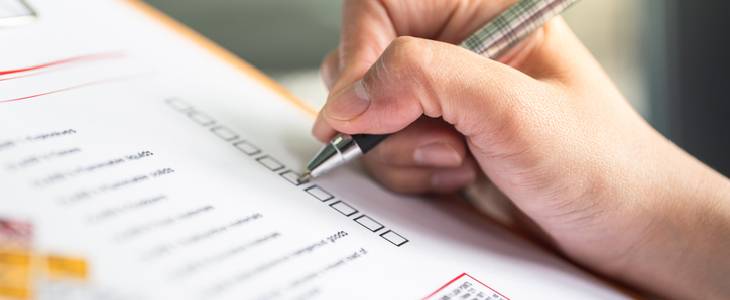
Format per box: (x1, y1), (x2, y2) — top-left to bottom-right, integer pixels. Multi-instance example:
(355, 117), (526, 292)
(0, 1), (631, 299)
(166, 100), (410, 246)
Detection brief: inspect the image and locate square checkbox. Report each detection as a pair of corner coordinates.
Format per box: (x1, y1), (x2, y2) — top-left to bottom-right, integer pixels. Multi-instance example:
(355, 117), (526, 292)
(165, 98), (192, 111)
(279, 170), (304, 185)
(186, 110), (215, 126)
(329, 200), (358, 217)
(354, 215), (384, 232)
(233, 140), (261, 156)
(304, 185), (334, 202)
(256, 155), (284, 171)
(210, 126), (239, 141)
(380, 230), (408, 247)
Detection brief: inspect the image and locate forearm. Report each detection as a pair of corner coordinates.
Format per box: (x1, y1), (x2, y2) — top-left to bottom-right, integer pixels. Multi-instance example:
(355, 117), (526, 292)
(620, 151), (730, 299)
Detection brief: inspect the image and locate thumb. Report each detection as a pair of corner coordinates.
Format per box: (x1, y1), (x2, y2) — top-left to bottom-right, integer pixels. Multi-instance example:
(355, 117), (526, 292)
(317, 36), (545, 140)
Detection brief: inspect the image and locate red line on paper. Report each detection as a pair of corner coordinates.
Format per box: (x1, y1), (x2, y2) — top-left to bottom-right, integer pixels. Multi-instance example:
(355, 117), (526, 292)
(422, 272), (510, 300)
(0, 75), (142, 104)
(422, 273), (468, 300)
(0, 52), (125, 77)
(0, 70), (52, 82)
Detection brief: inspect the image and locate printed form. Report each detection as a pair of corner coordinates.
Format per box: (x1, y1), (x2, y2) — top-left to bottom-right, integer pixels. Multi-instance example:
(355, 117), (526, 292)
(0, 1), (630, 299)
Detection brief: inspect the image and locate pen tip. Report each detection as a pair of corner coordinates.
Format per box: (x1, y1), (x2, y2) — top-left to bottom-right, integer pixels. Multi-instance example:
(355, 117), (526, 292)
(297, 172), (313, 184)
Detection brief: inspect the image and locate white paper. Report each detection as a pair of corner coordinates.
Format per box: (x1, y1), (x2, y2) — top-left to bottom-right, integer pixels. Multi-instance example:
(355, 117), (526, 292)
(0, 0), (32, 18)
(0, 1), (630, 299)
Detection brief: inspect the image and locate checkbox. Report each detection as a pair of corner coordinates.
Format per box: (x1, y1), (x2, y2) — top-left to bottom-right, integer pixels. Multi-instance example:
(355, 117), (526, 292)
(233, 140), (261, 156)
(354, 215), (384, 232)
(165, 98), (192, 111)
(329, 200), (358, 217)
(210, 126), (239, 141)
(186, 110), (215, 126)
(279, 170), (304, 185)
(256, 155), (284, 171)
(380, 230), (408, 247)
(304, 185), (334, 202)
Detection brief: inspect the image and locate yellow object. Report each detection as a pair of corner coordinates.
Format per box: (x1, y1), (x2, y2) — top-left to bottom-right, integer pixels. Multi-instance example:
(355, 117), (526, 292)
(0, 249), (32, 300)
(44, 255), (88, 281)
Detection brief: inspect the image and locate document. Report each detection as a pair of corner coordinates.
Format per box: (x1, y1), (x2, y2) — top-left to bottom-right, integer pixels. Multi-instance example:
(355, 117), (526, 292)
(0, 1), (630, 299)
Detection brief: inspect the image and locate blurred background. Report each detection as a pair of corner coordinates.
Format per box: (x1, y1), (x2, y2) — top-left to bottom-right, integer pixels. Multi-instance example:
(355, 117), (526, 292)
(145, 0), (729, 176)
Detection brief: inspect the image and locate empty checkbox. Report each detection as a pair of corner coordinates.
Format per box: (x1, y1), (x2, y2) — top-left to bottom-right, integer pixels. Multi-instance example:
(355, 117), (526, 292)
(380, 230), (408, 247)
(256, 155), (284, 171)
(304, 185), (334, 202)
(233, 140), (261, 156)
(354, 215), (384, 232)
(165, 98), (192, 111)
(186, 110), (215, 126)
(329, 200), (358, 217)
(210, 126), (239, 141)
(279, 170), (304, 185)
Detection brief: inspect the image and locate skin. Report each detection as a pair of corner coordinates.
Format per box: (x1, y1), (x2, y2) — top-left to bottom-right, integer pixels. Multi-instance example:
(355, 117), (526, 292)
(312, 1), (730, 299)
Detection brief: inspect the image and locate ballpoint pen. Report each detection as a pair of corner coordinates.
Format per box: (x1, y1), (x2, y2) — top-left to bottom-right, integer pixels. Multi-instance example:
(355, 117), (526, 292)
(299, 0), (580, 183)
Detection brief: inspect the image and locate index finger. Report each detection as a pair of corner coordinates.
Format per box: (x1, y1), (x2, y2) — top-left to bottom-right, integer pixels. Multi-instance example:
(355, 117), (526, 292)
(334, 0), (397, 92)
(312, 1), (398, 141)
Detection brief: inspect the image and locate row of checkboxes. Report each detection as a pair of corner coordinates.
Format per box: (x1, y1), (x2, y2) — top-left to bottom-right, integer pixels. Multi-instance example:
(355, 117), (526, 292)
(301, 184), (408, 247)
(256, 156), (408, 247)
(165, 98), (409, 247)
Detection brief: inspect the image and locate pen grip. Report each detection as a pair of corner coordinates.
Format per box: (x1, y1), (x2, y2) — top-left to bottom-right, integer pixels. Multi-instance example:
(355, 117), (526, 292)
(352, 134), (389, 154)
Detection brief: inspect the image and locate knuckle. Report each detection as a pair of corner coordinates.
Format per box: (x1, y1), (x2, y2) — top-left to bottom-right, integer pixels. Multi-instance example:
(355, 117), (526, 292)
(375, 37), (439, 118)
(390, 36), (421, 52)
(382, 36), (432, 80)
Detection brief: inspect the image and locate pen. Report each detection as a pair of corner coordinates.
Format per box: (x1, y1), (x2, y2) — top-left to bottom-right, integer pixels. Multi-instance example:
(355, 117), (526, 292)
(300, 0), (580, 183)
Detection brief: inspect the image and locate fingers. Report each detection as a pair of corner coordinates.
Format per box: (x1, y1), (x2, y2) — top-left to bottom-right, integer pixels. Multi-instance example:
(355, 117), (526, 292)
(361, 117), (476, 194)
(335, 0), (512, 91)
(366, 117), (466, 168)
(335, 0), (397, 92)
(314, 0), (557, 143)
(312, 113), (337, 143)
(320, 36), (541, 138)
(364, 155), (479, 195)
(314, 49), (342, 142)
(320, 49), (341, 91)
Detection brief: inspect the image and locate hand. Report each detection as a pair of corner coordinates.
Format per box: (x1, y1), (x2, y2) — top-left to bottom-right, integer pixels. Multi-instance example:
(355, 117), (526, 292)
(313, 0), (730, 299)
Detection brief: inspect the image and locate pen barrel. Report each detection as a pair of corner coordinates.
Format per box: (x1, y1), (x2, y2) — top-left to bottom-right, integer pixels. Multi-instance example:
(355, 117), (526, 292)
(352, 134), (389, 153)
(460, 0), (579, 58)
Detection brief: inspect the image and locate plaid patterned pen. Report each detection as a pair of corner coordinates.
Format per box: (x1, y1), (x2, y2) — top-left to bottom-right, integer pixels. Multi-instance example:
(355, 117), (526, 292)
(460, 0), (579, 58)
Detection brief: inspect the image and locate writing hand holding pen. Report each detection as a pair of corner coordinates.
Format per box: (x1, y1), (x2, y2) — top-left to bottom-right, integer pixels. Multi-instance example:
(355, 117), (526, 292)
(312, 1), (730, 299)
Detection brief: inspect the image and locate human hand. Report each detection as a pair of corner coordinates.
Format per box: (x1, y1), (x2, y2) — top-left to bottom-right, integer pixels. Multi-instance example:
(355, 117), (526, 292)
(313, 1), (730, 299)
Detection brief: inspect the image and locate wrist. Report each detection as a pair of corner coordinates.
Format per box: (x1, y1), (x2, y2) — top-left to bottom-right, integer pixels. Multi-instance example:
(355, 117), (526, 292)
(613, 149), (730, 299)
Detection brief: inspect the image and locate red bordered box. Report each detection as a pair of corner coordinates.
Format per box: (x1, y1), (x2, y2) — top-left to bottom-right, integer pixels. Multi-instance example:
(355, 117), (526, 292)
(423, 273), (509, 300)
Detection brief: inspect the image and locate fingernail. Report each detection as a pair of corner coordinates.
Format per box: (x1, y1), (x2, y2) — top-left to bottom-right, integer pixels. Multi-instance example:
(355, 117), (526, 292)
(413, 143), (462, 167)
(431, 168), (476, 190)
(325, 80), (370, 121)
